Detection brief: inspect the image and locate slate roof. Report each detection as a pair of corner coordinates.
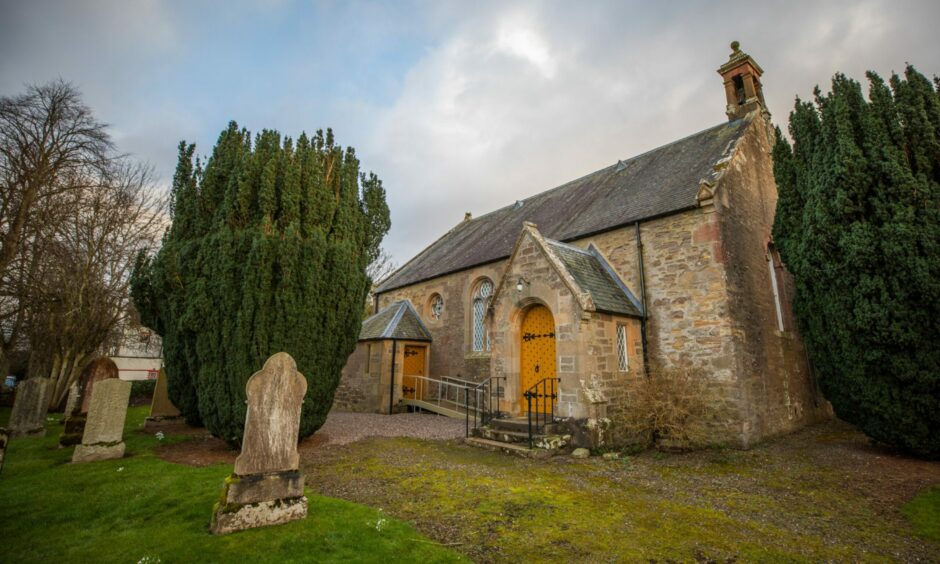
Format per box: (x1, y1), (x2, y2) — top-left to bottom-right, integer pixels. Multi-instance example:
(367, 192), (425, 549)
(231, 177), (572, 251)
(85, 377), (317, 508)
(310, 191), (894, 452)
(359, 301), (432, 342)
(546, 240), (644, 318)
(377, 118), (750, 294)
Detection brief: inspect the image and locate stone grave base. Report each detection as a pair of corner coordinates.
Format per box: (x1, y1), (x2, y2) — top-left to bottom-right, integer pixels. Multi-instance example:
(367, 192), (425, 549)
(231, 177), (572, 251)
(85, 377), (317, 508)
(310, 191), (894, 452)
(210, 470), (307, 534)
(59, 416), (86, 447)
(11, 426), (45, 439)
(72, 441), (125, 463)
(143, 415), (183, 430)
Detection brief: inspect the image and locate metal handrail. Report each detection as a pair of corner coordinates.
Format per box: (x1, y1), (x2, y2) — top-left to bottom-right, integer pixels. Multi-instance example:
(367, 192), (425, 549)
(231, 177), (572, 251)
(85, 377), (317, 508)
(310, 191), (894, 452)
(524, 377), (560, 448)
(407, 374), (483, 415)
(465, 375), (506, 436)
(440, 375), (480, 387)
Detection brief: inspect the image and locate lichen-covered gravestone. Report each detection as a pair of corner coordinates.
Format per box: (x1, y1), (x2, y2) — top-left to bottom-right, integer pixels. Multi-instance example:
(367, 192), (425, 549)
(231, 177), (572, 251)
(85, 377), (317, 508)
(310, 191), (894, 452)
(210, 352), (308, 535)
(8, 378), (51, 437)
(61, 358), (118, 447)
(72, 378), (132, 463)
(144, 368), (181, 428)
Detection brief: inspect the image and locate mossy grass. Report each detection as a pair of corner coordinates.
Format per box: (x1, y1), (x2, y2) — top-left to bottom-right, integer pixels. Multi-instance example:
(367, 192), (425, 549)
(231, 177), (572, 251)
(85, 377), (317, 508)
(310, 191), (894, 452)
(305, 433), (940, 561)
(0, 407), (463, 563)
(902, 485), (940, 543)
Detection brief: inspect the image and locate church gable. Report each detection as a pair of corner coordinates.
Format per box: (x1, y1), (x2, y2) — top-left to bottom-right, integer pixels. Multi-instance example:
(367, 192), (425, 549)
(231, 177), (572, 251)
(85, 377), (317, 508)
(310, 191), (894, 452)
(493, 223), (641, 319)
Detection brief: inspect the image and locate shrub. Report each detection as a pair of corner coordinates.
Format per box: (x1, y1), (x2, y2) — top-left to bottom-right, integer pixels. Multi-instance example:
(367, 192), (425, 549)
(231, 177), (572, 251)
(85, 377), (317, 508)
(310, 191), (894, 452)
(130, 379), (157, 400)
(611, 368), (712, 450)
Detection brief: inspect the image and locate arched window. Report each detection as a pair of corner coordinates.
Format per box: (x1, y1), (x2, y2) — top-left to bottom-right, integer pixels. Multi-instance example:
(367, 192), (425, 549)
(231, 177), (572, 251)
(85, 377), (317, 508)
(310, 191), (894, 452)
(428, 294), (444, 320)
(471, 279), (493, 352)
(767, 244), (789, 332)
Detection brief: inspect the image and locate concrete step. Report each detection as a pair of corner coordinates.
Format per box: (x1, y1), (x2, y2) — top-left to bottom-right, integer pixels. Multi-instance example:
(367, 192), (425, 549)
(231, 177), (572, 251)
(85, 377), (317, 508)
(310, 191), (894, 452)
(464, 437), (556, 459)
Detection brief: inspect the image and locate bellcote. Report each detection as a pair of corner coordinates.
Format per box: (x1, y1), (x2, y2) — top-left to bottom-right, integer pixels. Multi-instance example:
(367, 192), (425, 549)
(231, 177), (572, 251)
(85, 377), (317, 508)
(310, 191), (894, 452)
(718, 41), (768, 121)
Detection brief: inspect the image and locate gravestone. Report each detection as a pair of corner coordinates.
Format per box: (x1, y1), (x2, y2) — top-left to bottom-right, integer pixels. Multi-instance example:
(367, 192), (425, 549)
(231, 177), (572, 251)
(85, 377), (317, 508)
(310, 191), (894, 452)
(0, 428), (9, 475)
(61, 358), (118, 448)
(72, 378), (131, 463)
(8, 378), (51, 438)
(210, 352), (308, 534)
(63, 382), (81, 418)
(80, 357), (119, 413)
(144, 369), (181, 428)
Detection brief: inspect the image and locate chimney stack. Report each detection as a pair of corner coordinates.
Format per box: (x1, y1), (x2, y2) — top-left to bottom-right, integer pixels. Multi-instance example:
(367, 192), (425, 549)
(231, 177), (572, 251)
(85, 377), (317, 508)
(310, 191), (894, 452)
(717, 41), (768, 121)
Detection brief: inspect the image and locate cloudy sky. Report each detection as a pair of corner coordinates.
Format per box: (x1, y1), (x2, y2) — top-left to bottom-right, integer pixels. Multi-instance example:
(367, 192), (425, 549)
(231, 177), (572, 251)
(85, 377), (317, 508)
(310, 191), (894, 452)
(2, 0), (938, 265)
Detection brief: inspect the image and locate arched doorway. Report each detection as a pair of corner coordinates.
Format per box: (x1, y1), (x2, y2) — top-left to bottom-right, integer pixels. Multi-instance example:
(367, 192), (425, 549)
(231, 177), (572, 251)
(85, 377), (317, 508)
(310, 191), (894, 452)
(519, 305), (556, 413)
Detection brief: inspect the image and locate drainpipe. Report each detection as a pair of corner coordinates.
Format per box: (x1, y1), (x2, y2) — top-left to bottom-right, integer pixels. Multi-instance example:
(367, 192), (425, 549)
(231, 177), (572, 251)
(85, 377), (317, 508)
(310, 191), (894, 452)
(388, 340), (398, 414)
(635, 222), (651, 377)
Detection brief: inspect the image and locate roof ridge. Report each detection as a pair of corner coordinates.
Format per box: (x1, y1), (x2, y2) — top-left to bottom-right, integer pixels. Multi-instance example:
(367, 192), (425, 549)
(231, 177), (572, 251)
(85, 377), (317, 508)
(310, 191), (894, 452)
(381, 301), (408, 339)
(547, 238), (593, 255)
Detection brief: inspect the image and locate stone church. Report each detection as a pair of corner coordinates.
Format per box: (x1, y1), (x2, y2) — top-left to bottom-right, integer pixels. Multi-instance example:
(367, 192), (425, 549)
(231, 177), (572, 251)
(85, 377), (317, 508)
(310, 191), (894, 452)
(335, 44), (828, 448)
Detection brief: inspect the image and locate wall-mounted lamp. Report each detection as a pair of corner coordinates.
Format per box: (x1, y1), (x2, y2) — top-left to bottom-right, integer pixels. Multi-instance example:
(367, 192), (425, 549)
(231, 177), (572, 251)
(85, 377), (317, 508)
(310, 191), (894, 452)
(516, 277), (530, 292)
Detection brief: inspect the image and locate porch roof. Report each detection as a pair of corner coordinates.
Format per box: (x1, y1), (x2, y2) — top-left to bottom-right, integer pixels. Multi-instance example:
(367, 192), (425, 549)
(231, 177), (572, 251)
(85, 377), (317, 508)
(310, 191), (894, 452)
(546, 240), (644, 318)
(359, 300), (433, 342)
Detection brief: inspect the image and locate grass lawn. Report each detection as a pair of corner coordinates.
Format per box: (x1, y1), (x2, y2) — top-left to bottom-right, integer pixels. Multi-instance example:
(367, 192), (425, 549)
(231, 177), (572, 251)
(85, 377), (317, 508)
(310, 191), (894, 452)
(0, 407), (463, 563)
(300, 421), (940, 562)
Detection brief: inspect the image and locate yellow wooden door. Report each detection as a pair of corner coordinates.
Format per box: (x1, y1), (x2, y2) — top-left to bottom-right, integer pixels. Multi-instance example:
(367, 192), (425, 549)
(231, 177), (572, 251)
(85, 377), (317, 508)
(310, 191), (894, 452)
(519, 305), (556, 413)
(402, 345), (426, 400)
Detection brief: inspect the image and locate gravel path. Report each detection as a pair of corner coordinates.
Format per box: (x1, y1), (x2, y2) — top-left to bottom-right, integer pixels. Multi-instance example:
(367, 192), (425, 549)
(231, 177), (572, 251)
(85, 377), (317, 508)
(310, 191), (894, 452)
(316, 411), (466, 446)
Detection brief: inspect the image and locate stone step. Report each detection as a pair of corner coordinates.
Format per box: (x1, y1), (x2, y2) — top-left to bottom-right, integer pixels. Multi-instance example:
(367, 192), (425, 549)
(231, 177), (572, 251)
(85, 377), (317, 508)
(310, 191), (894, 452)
(478, 427), (541, 444)
(464, 437), (556, 459)
(489, 417), (561, 435)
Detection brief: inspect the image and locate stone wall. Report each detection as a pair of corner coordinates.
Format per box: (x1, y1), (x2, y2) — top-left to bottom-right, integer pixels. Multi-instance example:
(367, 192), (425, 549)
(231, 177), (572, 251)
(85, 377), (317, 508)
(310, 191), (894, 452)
(572, 206), (745, 443)
(333, 339), (432, 414)
(333, 341), (385, 412)
(712, 116), (827, 443)
(376, 262), (504, 383)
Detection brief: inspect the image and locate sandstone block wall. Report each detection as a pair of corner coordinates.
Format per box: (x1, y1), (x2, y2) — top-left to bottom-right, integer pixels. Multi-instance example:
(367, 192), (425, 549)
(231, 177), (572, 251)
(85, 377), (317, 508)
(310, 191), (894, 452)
(712, 117), (827, 443)
(334, 341), (384, 412)
(377, 262), (504, 383)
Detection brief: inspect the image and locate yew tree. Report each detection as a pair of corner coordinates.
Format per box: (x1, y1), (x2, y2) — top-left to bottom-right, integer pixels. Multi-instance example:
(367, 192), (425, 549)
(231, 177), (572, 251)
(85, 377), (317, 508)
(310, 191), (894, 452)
(772, 66), (940, 457)
(132, 123), (390, 444)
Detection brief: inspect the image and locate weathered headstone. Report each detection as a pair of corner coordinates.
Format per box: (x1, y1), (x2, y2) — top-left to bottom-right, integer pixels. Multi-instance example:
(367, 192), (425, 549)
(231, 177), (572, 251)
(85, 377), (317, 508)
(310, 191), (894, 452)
(0, 428), (9, 475)
(62, 358), (119, 448)
(210, 352), (308, 535)
(80, 357), (119, 413)
(72, 378), (131, 463)
(63, 381), (81, 418)
(8, 378), (51, 438)
(59, 382), (85, 447)
(144, 368), (181, 428)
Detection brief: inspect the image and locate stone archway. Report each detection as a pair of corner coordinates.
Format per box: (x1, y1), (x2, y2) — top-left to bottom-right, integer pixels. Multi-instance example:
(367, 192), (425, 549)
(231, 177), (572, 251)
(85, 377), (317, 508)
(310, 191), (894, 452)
(519, 304), (556, 413)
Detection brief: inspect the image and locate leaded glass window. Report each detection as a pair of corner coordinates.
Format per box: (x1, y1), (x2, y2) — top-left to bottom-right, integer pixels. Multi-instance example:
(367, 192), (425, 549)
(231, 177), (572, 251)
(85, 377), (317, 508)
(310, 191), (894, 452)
(472, 279), (494, 352)
(430, 294), (444, 320)
(617, 324), (628, 372)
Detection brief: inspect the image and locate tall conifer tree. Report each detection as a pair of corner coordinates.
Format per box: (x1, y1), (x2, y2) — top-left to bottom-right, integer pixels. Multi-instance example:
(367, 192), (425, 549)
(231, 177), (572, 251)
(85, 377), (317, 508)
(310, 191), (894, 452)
(772, 66), (940, 457)
(132, 123), (390, 444)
